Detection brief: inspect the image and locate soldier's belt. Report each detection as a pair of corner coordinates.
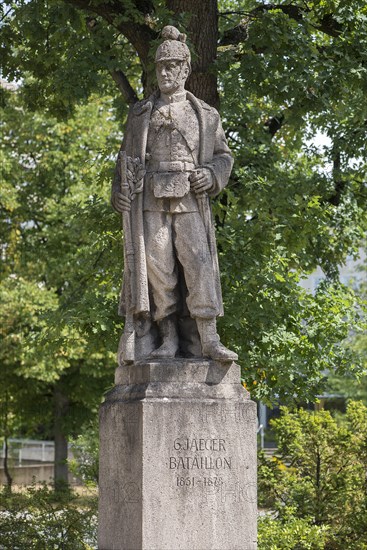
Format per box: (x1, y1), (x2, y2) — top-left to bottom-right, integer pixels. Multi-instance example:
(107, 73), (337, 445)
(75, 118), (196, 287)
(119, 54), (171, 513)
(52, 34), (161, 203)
(147, 161), (196, 172)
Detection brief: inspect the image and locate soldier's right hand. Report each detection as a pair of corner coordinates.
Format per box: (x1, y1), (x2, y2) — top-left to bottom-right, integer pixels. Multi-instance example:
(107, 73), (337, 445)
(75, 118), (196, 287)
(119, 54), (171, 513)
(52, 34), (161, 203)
(112, 191), (131, 212)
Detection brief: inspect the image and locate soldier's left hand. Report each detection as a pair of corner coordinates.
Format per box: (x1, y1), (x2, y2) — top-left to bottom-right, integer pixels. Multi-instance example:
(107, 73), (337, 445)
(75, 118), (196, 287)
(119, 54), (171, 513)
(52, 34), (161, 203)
(189, 168), (213, 195)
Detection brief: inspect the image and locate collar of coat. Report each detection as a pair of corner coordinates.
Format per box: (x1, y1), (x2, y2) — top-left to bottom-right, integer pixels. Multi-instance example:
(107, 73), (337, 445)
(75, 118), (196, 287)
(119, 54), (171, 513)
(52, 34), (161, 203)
(132, 90), (212, 116)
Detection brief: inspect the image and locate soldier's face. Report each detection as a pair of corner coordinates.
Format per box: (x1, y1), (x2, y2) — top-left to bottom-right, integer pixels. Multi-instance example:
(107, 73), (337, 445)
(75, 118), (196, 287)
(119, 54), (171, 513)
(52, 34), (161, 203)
(156, 60), (189, 95)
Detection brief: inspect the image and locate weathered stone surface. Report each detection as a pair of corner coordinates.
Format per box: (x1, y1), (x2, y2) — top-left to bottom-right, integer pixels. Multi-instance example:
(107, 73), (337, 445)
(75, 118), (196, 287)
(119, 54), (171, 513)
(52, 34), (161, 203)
(111, 25), (237, 364)
(99, 25), (257, 550)
(98, 360), (257, 550)
(115, 359), (241, 386)
(112, 359), (247, 401)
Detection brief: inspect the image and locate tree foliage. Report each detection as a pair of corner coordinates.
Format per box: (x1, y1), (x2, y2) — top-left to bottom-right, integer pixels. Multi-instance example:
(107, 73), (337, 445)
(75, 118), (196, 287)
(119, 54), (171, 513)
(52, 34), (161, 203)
(0, 483), (97, 548)
(258, 401), (367, 549)
(0, 88), (121, 482)
(327, 260), (367, 404)
(0, 0), (366, 424)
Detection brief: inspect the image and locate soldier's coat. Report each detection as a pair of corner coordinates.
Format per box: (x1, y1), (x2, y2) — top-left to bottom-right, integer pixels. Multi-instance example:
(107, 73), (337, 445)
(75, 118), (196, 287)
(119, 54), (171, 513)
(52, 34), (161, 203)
(112, 91), (234, 319)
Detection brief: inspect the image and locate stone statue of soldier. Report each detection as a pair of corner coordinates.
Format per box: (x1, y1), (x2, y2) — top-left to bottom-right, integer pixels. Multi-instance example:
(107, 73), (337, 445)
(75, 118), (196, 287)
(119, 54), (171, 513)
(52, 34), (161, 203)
(111, 25), (238, 364)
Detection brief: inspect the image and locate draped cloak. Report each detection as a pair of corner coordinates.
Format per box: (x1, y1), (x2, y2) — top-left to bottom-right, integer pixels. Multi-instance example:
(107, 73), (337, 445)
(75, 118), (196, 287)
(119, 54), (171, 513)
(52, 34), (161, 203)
(112, 91), (234, 321)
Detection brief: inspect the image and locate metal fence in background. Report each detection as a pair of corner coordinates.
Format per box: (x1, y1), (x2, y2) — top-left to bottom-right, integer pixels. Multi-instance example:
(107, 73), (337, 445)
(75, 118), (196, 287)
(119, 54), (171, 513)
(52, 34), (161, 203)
(0, 439), (55, 465)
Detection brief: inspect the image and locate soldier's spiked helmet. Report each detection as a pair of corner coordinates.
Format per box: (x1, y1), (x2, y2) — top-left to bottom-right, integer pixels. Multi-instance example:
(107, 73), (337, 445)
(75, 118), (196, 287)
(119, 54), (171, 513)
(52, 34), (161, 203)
(155, 26), (191, 68)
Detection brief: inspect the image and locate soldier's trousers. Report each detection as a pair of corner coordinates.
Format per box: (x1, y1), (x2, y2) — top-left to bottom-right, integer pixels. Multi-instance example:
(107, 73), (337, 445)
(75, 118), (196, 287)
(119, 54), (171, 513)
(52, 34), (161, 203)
(144, 211), (220, 321)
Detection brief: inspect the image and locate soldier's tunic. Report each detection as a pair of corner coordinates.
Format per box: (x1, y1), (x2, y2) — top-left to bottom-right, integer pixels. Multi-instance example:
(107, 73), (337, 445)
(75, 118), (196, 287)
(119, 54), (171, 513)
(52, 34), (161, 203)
(112, 89), (233, 332)
(144, 93), (219, 321)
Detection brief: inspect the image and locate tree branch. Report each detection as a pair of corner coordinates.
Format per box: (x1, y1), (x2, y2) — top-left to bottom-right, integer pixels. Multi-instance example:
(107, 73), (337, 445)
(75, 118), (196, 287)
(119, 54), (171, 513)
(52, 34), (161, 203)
(86, 17), (139, 103)
(317, 12), (343, 38)
(221, 23), (248, 47)
(251, 3), (308, 22)
(0, 7), (14, 23)
(63, 0), (157, 62)
(329, 148), (345, 206)
(264, 114), (285, 138)
(110, 69), (139, 104)
(220, 3), (343, 46)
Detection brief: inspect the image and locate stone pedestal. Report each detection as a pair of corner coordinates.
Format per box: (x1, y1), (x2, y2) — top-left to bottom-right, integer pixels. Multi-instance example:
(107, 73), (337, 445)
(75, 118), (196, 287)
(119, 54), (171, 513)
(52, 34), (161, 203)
(98, 360), (257, 550)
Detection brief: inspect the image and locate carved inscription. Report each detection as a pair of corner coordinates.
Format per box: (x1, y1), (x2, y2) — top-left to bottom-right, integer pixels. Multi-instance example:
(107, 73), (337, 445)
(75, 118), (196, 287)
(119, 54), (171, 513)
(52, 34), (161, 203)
(100, 481), (142, 504)
(176, 476), (223, 488)
(202, 481), (257, 505)
(169, 437), (231, 470)
(173, 437), (226, 452)
(168, 436), (232, 488)
(201, 403), (257, 424)
(170, 456), (231, 469)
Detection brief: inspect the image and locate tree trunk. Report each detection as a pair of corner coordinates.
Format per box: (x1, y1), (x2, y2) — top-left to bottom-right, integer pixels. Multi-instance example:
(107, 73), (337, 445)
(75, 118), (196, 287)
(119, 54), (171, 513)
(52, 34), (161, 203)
(54, 387), (69, 489)
(167, 0), (219, 109)
(2, 392), (13, 492)
(3, 434), (13, 493)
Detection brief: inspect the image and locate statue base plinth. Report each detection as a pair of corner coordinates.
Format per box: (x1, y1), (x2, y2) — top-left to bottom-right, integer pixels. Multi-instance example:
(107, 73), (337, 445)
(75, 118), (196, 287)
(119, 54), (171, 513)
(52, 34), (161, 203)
(98, 360), (257, 550)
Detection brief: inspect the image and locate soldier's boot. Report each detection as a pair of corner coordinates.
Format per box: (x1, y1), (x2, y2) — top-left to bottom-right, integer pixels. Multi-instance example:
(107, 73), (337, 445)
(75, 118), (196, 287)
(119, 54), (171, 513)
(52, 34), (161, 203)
(197, 317), (238, 362)
(151, 315), (179, 358)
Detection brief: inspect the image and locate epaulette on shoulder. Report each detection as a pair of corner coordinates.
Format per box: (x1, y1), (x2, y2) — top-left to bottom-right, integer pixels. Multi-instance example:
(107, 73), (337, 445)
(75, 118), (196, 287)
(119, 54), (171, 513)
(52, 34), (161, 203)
(198, 98), (214, 112)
